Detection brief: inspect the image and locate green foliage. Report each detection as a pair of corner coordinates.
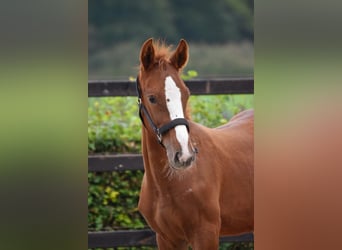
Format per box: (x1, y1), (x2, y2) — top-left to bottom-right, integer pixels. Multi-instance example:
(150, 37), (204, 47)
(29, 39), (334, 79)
(220, 242), (254, 250)
(88, 97), (141, 153)
(181, 70), (198, 80)
(88, 171), (146, 231)
(190, 94), (253, 127)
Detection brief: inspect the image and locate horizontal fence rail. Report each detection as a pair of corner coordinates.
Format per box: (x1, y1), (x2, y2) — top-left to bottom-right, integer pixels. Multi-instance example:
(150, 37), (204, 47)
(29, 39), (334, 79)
(88, 229), (254, 248)
(88, 77), (254, 97)
(88, 77), (254, 248)
(89, 154), (143, 172)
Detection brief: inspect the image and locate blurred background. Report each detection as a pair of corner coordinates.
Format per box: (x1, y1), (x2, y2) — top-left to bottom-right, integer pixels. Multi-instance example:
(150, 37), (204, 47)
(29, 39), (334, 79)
(88, 0), (253, 79)
(1, 1), (341, 250)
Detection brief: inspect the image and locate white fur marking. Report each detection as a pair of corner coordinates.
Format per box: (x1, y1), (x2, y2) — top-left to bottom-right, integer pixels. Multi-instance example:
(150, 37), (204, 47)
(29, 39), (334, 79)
(164, 76), (191, 160)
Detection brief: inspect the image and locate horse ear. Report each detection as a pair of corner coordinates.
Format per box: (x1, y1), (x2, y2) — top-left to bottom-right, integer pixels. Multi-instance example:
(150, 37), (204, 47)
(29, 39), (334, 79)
(140, 38), (155, 71)
(170, 39), (189, 70)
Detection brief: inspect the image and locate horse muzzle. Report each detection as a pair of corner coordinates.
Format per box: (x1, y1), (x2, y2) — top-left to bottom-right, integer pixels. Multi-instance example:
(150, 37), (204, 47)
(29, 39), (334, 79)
(168, 146), (196, 169)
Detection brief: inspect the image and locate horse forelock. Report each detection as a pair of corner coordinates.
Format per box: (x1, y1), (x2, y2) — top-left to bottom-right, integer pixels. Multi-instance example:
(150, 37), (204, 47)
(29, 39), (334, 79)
(153, 40), (172, 60)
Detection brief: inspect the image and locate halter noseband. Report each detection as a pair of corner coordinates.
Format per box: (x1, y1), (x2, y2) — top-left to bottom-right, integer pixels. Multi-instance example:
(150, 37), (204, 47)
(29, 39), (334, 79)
(136, 76), (190, 145)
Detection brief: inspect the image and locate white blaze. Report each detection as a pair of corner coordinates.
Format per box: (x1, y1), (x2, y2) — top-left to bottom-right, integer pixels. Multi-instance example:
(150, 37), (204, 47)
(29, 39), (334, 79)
(164, 76), (191, 160)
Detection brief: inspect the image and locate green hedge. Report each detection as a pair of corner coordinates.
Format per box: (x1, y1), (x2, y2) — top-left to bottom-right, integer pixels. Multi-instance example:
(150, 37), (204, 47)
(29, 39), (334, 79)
(88, 94), (253, 249)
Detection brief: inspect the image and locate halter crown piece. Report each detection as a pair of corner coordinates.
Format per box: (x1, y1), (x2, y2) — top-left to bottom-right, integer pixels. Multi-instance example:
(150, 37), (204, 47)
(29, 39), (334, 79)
(136, 76), (190, 145)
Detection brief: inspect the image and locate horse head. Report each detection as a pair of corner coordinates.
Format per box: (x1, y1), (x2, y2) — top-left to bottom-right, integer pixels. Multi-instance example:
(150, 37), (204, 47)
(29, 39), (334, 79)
(138, 38), (196, 169)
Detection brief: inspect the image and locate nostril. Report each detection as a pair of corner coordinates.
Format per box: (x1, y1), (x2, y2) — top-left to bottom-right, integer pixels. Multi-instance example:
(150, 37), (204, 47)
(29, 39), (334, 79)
(186, 155), (195, 165)
(174, 152), (181, 163)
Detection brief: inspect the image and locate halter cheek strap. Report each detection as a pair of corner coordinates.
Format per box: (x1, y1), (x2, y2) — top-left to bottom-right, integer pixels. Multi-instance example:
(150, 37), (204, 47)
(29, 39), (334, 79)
(136, 76), (190, 145)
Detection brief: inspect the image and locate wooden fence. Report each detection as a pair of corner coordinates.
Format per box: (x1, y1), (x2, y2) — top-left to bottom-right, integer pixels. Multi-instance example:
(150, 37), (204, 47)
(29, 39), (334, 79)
(88, 78), (254, 248)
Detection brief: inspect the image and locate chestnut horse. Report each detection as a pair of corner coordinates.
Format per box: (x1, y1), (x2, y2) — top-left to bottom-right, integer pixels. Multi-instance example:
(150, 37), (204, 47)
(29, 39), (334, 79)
(137, 38), (253, 249)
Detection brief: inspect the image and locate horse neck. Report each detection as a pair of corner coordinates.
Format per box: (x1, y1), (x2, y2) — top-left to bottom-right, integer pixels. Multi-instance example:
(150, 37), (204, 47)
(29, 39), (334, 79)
(141, 127), (174, 189)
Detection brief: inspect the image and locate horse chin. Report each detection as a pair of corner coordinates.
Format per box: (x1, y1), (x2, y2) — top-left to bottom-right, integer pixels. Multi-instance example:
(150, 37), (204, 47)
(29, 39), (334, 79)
(163, 161), (189, 180)
(169, 162), (192, 170)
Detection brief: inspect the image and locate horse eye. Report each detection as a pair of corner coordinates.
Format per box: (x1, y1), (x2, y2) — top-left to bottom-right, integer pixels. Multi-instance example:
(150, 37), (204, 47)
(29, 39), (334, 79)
(148, 96), (157, 104)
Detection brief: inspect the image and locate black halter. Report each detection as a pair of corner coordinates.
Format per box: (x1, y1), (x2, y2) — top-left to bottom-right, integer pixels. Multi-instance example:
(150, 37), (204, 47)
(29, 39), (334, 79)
(136, 76), (190, 145)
